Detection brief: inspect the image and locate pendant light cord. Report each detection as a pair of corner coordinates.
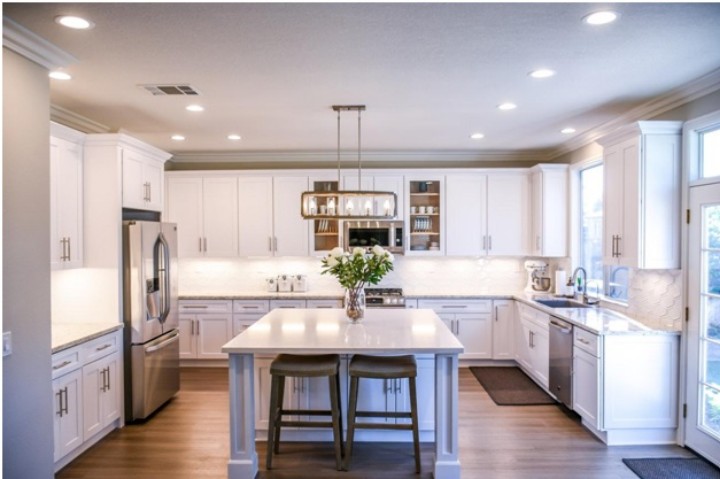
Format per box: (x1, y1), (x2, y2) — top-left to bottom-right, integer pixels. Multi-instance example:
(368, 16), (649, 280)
(357, 108), (362, 191)
(337, 108), (341, 185)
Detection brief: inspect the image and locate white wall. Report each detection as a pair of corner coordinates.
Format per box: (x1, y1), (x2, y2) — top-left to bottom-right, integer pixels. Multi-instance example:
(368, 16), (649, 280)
(2, 48), (55, 478)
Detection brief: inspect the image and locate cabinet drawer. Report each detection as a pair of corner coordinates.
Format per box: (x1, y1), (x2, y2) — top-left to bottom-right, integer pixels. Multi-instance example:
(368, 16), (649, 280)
(52, 347), (82, 379)
(82, 332), (119, 363)
(517, 302), (550, 330)
(233, 317), (259, 336)
(417, 299), (492, 313)
(306, 299), (343, 309)
(180, 300), (233, 314)
(574, 328), (600, 357)
(270, 299), (306, 309)
(233, 300), (270, 314)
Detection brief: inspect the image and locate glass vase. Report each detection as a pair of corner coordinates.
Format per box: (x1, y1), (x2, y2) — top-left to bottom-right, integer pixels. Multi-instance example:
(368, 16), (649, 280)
(344, 287), (366, 323)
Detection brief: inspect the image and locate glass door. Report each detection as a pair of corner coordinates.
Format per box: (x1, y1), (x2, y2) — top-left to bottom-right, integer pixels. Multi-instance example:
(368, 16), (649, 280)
(686, 182), (720, 466)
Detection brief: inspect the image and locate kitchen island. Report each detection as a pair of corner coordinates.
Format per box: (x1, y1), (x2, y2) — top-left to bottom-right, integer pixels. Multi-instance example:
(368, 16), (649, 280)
(222, 308), (464, 479)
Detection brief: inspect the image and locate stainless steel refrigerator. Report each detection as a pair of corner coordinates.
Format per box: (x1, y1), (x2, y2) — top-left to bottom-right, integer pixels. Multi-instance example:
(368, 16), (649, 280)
(123, 220), (180, 421)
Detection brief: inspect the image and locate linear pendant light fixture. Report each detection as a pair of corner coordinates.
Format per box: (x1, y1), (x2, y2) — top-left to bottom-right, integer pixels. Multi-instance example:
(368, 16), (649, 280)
(301, 105), (397, 220)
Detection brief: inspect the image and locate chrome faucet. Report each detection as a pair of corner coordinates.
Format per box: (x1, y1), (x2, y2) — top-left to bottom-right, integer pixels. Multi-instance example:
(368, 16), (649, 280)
(571, 267), (588, 303)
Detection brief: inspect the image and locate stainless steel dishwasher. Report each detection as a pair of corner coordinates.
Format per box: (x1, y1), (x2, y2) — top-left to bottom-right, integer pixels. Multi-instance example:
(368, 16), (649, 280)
(549, 316), (573, 407)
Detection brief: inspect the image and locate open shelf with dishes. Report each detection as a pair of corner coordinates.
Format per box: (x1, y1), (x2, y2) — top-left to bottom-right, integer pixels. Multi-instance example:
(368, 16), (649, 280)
(310, 180), (340, 253)
(407, 179), (442, 252)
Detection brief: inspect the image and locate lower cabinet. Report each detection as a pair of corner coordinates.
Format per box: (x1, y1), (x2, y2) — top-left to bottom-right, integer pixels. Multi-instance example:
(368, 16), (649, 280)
(492, 300), (515, 360)
(573, 337), (600, 429)
(418, 299), (492, 359)
(515, 302), (549, 388)
(52, 329), (122, 469)
(179, 300), (233, 360)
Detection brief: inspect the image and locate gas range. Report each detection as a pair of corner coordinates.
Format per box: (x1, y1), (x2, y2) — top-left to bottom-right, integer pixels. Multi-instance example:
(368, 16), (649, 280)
(365, 287), (406, 308)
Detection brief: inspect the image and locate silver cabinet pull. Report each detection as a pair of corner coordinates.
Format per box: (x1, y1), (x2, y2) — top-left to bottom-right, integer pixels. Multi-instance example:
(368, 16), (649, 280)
(482, 235), (487, 250)
(495, 305), (499, 321)
(95, 343), (112, 352)
(61, 387), (69, 416)
(536, 235), (541, 251)
(273, 237), (278, 252)
(488, 235), (492, 251)
(56, 390), (64, 417)
(240, 305), (260, 310)
(578, 338), (590, 345)
(183, 305), (209, 309)
(199, 237), (203, 253)
(456, 319), (461, 335)
(67, 237), (71, 261)
(441, 305), (467, 309)
(203, 237), (208, 252)
(268, 236), (273, 252)
(147, 182), (152, 202)
(529, 330), (534, 348)
(53, 360), (72, 370)
(616, 235), (621, 257)
(394, 379), (401, 394)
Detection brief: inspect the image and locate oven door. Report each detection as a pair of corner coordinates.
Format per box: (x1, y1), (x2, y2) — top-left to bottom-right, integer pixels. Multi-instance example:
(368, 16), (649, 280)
(344, 221), (403, 254)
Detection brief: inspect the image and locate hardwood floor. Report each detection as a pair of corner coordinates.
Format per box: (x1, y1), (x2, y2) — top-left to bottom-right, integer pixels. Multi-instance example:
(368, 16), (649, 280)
(57, 367), (692, 478)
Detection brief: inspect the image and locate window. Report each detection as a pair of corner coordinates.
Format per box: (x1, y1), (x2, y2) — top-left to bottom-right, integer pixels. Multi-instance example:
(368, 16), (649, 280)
(701, 127), (720, 179)
(578, 164), (604, 293)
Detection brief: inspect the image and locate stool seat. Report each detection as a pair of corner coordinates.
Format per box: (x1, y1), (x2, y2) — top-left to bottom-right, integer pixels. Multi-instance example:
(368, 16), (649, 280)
(349, 354), (417, 379)
(270, 353), (340, 377)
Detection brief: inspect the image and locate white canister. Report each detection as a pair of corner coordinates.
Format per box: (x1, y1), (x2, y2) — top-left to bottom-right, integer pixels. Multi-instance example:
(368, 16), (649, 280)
(266, 277), (278, 292)
(292, 275), (308, 292)
(277, 275), (293, 293)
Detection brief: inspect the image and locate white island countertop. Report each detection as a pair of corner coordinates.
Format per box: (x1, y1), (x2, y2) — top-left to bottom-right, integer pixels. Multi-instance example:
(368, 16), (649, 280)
(222, 308), (464, 355)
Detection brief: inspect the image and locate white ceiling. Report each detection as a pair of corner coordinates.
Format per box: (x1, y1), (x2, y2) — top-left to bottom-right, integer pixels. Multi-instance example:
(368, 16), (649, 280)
(5, 3), (720, 162)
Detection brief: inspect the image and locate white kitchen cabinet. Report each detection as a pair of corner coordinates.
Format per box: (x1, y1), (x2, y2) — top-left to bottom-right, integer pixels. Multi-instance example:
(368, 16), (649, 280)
(530, 164), (568, 257)
(418, 299), (492, 359)
(573, 328), (600, 429)
(406, 175), (444, 255)
(492, 300), (515, 360)
(165, 176), (239, 257)
(53, 368), (83, 463)
(237, 175), (309, 256)
(306, 298), (343, 308)
(446, 173), (529, 256)
(233, 300), (270, 336)
(50, 123), (85, 269)
(270, 299), (306, 309)
(343, 173), (405, 220)
(598, 121), (682, 269)
(82, 351), (120, 442)
(515, 302), (549, 388)
(179, 300), (233, 360)
(122, 148), (164, 211)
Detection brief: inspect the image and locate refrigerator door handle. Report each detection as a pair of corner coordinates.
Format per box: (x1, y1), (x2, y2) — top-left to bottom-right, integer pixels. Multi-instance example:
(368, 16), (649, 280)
(155, 232), (172, 324)
(146, 330), (180, 354)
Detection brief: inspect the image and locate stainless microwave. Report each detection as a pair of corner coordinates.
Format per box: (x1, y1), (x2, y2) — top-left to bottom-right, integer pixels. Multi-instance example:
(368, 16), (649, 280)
(344, 221), (404, 254)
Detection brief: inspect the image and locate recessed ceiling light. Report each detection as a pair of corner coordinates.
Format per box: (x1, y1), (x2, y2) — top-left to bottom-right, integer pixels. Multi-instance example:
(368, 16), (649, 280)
(171, 135), (186, 141)
(185, 104), (204, 112)
(227, 134), (242, 141)
(583, 11), (618, 25)
(470, 133), (485, 140)
(529, 69), (556, 79)
(498, 103), (517, 111)
(561, 127), (576, 134)
(54, 15), (94, 30)
(49, 71), (72, 80)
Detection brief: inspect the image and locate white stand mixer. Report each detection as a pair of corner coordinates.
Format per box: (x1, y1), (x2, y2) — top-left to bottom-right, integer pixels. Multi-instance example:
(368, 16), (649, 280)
(524, 260), (551, 293)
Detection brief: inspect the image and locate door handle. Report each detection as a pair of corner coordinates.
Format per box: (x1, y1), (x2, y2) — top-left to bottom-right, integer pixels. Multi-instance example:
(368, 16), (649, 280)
(488, 235), (492, 251)
(199, 237), (203, 253)
(268, 236), (273, 252)
(148, 183), (152, 202)
(56, 390), (64, 417)
(61, 387), (69, 416)
(67, 237), (71, 261)
(616, 235), (621, 257)
(203, 237), (207, 253)
(536, 235), (541, 251)
(273, 237), (278, 253)
(146, 330), (181, 353)
(482, 235), (487, 251)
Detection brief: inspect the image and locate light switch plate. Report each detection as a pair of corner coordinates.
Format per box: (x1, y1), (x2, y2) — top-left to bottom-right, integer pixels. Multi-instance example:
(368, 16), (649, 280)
(3, 332), (11, 357)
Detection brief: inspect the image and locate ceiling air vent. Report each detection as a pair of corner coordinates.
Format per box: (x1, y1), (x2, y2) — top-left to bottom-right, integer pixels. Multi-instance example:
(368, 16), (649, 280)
(140, 84), (200, 96)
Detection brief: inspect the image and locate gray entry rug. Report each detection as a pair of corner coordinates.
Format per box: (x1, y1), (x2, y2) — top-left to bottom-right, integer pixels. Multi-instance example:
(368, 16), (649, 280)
(468, 366), (556, 406)
(622, 457), (720, 479)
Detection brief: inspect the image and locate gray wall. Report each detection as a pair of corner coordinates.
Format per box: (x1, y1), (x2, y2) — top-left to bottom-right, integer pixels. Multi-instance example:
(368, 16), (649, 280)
(3, 48), (54, 478)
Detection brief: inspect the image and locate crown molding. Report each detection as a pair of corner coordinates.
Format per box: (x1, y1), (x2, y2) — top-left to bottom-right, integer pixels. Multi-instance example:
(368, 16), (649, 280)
(549, 67), (720, 160)
(84, 133), (172, 162)
(3, 17), (76, 69)
(50, 105), (111, 134)
(169, 149), (552, 164)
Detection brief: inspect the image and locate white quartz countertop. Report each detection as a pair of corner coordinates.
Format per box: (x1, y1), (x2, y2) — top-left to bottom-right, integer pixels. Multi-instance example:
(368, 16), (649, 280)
(52, 322), (123, 353)
(222, 308), (464, 355)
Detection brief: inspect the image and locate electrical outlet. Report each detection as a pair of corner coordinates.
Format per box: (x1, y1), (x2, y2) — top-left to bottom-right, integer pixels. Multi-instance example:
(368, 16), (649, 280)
(3, 332), (11, 357)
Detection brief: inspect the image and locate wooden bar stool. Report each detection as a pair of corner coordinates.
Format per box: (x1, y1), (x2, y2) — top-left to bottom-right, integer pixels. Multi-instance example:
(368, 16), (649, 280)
(345, 354), (421, 473)
(266, 353), (344, 471)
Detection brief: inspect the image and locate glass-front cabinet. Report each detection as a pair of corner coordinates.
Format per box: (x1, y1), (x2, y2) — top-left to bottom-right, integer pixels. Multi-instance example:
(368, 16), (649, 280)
(406, 176), (443, 254)
(309, 178), (340, 254)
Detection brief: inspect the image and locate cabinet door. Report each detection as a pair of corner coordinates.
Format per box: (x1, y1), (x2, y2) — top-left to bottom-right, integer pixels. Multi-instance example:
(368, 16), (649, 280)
(101, 354), (121, 427)
(446, 175), (486, 256)
(456, 313), (492, 359)
(492, 300), (515, 360)
(142, 160), (163, 211)
(603, 141), (626, 264)
(531, 170), (543, 256)
(619, 139), (640, 267)
(196, 314), (232, 359)
(273, 176), (309, 256)
(53, 369), (83, 462)
(530, 326), (550, 389)
(203, 177), (239, 256)
(573, 348), (599, 429)
(178, 315), (196, 359)
(394, 357), (435, 431)
(238, 177), (274, 256)
(353, 376), (393, 425)
(51, 137), (84, 268)
(166, 177), (204, 258)
(83, 353), (121, 441)
(122, 149), (147, 210)
(516, 318), (534, 372)
(487, 174), (529, 256)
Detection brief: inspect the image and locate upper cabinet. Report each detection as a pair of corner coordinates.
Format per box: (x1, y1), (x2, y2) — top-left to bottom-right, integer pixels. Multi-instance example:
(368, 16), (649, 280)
(165, 176), (239, 257)
(122, 150), (164, 211)
(50, 123), (85, 269)
(271, 176), (310, 256)
(530, 164), (568, 257)
(446, 172), (529, 256)
(406, 176), (444, 254)
(598, 121), (682, 269)
(308, 176), (340, 254)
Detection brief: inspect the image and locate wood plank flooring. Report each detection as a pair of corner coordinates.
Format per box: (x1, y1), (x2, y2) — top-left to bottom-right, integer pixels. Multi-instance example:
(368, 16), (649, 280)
(57, 367), (693, 479)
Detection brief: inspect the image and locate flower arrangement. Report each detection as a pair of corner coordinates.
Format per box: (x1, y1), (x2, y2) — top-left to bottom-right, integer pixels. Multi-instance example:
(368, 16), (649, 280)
(321, 246), (394, 320)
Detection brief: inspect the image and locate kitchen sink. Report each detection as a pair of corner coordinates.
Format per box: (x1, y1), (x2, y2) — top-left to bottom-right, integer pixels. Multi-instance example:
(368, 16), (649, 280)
(534, 298), (592, 309)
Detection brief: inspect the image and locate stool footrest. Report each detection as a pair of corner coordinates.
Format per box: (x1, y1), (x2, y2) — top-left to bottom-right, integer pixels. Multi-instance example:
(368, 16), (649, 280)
(279, 409), (333, 416)
(279, 420), (334, 428)
(356, 411), (412, 419)
(352, 422), (414, 431)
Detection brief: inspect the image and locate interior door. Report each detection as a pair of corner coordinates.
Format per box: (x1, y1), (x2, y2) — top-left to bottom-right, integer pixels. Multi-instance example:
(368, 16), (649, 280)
(686, 182), (720, 466)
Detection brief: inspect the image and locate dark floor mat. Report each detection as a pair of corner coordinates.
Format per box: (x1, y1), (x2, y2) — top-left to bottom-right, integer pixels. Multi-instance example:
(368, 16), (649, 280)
(468, 366), (556, 406)
(622, 457), (720, 479)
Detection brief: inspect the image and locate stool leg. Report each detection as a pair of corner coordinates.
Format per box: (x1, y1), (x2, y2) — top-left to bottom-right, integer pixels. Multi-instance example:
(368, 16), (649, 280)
(409, 376), (421, 474)
(328, 374), (343, 471)
(335, 371), (345, 457)
(344, 376), (360, 471)
(266, 375), (280, 470)
(273, 376), (286, 454)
